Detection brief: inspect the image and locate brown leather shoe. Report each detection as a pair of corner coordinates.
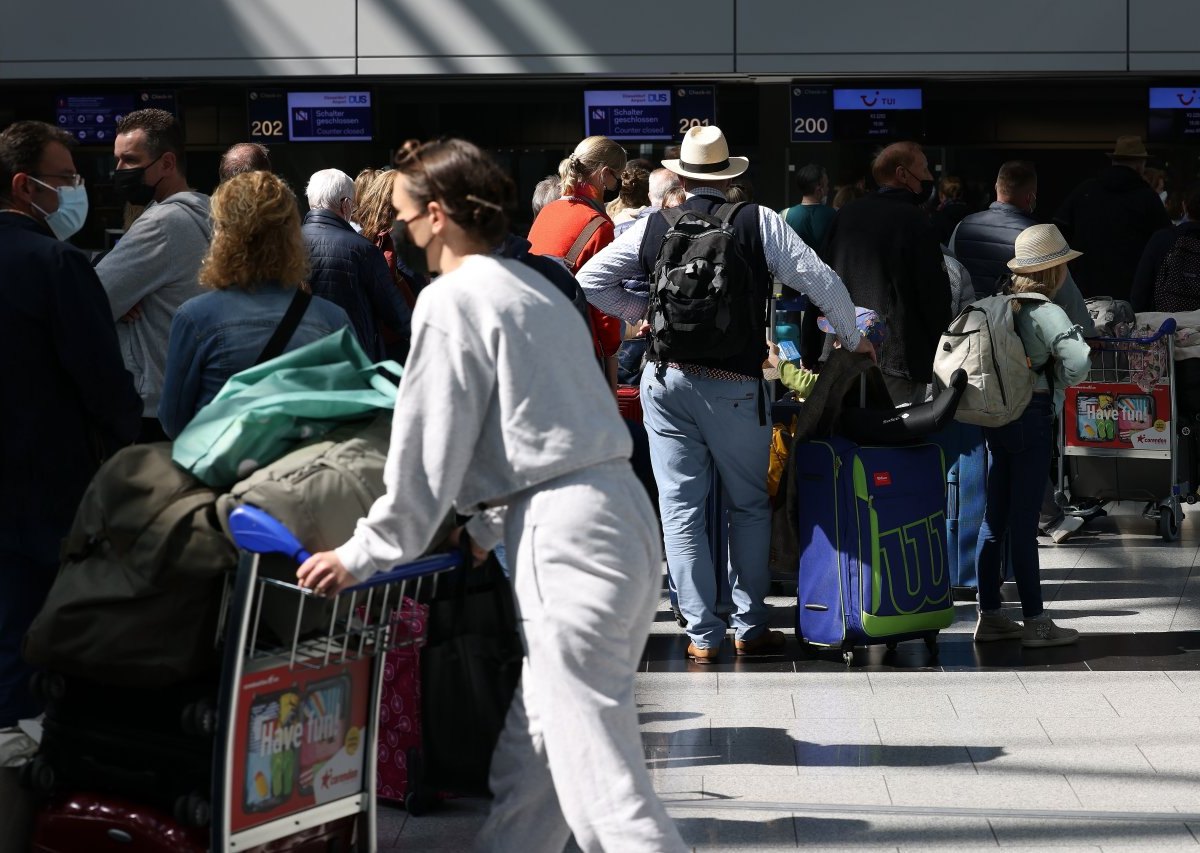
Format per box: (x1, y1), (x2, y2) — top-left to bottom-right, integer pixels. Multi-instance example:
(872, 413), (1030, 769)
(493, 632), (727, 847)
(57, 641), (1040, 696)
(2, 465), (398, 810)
(686, 643), (720, 664)
(735, 630), (786, 656)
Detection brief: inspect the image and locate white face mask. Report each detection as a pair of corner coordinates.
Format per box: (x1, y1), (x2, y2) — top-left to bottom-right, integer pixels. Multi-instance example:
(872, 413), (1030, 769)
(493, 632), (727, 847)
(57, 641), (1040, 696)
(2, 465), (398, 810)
(1160, 190), (1169, 204)
(30, 178), (88, 241)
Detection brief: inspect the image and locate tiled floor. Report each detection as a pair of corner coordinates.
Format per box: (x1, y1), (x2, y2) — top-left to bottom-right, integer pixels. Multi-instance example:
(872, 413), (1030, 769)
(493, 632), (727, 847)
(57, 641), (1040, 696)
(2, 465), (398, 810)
(385, 504), (1200, 851)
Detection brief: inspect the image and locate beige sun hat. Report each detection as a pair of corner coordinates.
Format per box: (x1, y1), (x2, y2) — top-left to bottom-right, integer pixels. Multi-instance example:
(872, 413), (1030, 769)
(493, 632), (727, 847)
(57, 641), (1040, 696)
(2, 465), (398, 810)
(661, 125), (749, 181)
(1007, 223), (1083, 274)
(1109, 135), (1150, 159)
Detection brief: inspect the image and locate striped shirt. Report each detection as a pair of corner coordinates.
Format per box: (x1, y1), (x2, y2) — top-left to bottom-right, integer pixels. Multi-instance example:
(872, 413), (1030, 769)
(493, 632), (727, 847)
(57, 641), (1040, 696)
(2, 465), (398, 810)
(575, 187), (863, 352)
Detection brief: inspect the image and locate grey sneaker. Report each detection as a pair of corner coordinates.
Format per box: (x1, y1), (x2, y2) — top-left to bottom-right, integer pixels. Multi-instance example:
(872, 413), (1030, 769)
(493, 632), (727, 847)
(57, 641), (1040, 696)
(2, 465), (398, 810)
(1022, 617), (1079, 648)
(973, 612), (1024, 642)
(1048, 515), (1084, 544)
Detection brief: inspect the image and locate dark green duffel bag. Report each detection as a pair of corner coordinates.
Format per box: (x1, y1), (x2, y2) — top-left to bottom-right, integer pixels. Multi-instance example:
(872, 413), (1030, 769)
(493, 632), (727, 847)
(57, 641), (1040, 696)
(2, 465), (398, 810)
(22, 443), (237, 686)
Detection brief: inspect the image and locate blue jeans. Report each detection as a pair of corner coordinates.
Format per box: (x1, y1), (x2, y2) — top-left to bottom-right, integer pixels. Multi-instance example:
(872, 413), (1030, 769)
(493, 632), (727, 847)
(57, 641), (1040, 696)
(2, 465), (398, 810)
(976, 394), (1054, 617)
(640, 367), (771, 649)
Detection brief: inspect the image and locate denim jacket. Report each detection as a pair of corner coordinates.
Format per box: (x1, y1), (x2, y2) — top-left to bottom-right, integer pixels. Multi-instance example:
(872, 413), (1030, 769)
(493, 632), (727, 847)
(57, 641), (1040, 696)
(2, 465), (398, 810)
(158, 283), (350, 437)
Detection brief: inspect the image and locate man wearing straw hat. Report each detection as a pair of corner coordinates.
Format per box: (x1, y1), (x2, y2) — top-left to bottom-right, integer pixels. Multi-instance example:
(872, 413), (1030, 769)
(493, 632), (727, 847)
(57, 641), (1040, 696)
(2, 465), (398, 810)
(578, 125), (869, 664)
(1054, 135), (1171, 301)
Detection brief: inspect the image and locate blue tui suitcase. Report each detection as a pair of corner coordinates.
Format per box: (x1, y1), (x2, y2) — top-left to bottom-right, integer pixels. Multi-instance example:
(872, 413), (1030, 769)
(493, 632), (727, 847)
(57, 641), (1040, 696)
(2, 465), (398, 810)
(794, 437), (954, 663)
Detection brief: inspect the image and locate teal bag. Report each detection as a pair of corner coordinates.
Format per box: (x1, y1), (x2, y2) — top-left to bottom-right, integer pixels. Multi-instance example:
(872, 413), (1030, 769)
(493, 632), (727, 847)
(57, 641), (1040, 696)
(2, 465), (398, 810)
(171, 328), (402, 487)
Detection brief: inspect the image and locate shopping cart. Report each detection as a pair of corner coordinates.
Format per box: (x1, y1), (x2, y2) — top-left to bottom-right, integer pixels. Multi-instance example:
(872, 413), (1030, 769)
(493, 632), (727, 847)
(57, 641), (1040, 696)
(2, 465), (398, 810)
(1057, 318), (1185, 540)
(210, 505), (460, 851)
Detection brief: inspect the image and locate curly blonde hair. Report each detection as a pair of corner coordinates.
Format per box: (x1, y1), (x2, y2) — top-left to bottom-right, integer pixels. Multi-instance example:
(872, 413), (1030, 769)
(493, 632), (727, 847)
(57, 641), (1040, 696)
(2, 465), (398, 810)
(353, 167), (379, 207)
(355, 169), (396, 243)
(200, 171), (309, 291)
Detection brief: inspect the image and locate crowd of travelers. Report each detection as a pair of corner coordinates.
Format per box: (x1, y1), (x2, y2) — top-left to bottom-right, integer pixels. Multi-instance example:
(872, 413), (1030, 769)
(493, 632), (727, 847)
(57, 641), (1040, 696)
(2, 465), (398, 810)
(2, 105), (1197, 849)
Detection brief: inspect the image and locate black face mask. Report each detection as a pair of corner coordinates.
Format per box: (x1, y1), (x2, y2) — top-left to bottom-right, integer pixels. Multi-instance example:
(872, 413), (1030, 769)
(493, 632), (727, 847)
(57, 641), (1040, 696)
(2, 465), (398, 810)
(112, 157), (162, 206)
(919, 178), (937, 202)
(392, 218), (416, 248)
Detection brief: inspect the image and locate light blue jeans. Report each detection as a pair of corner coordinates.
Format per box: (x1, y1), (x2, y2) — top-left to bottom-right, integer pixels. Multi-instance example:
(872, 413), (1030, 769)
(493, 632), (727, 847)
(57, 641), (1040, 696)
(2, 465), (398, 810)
(640, 367), (772, 649)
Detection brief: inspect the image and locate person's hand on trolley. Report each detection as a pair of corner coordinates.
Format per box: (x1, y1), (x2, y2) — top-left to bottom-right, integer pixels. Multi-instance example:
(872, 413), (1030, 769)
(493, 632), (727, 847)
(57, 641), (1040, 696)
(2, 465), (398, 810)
(297, 551), (355, 598)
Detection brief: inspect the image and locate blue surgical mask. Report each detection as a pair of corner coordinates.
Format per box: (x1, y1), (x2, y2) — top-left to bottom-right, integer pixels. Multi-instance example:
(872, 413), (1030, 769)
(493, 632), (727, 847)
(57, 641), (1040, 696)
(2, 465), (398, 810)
(30, 178), (89, 241)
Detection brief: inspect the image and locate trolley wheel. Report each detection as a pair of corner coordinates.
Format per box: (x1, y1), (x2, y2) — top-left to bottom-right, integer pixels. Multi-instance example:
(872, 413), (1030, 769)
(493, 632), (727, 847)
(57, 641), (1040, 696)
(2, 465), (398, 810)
(181, 700), (217, 737)
(404, 789), (434, 816)
(1158, 500), (1182, 542)
(842, 650), (854, 666)
(1187, 494), (1198, 506)
(24, 757), (56, 794)
(924, 635), (939, 657)
(173, 792), (211, 828)
(885, 640), (898, 651)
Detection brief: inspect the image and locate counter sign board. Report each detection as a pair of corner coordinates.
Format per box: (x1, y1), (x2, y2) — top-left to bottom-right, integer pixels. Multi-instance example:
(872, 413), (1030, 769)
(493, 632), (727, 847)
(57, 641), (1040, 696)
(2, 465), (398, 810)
(248, 89), (287, 144)
(833, 88), (923, 141)
(583, 86), (717, 141)
(584, 90), (673, 141)
(790, 85), (834, 142)
(1148, 87), (1200, 142)
(287, 92), (372, 142)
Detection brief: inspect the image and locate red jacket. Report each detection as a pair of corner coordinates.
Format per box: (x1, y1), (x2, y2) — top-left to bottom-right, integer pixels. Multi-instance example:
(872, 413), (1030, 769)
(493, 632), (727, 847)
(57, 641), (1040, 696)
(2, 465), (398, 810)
(527, 187), (622, 358)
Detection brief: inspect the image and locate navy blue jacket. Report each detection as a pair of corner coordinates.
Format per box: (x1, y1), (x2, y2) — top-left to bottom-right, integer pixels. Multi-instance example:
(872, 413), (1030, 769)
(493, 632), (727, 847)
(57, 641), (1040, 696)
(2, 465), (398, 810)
(302, 209), (412, 362)
(0, 213), (141, 561)
(952, 202), (1036, 298)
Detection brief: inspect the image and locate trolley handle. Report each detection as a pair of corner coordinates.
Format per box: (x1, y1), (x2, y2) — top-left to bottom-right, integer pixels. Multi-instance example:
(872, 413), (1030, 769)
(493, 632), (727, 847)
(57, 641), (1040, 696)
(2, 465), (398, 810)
(227, 505), (462, 593)
(1090, 318), (1176, 345)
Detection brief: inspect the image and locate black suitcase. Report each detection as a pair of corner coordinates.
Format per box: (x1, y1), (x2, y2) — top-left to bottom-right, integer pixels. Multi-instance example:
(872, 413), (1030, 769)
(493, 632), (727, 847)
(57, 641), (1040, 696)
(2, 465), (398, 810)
(23, 674), (216, 828)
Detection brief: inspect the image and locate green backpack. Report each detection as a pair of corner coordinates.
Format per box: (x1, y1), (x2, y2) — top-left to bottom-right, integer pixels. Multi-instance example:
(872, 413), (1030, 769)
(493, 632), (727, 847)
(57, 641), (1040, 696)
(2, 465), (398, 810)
(23, 444), (237, 686)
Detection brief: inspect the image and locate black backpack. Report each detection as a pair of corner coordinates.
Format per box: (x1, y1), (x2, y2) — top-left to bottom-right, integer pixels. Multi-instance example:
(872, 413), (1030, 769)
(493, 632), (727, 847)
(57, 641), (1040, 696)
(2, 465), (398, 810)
(647, 202), (756, 363)
(1153, 233), (1200, 313)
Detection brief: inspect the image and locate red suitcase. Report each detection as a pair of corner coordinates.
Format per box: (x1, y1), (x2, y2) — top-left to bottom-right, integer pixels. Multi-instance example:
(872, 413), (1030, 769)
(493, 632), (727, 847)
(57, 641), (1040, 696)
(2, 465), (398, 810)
(32, 794), (357, 852)
(617, 385), (642, 422)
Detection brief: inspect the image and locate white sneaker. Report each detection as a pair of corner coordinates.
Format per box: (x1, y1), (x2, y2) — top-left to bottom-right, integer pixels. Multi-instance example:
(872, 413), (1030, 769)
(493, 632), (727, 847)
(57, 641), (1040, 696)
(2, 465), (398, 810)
(1022, 617), (1079, 648)
(973, 612), (1024, 642)
(1048, 515), (1084, 544)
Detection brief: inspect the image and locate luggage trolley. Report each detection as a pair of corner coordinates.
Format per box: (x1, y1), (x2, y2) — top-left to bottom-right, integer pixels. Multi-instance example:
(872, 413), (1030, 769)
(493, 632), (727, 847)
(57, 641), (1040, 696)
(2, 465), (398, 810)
(212, 506), (459, 852)
(1058, 318), (1186, 540)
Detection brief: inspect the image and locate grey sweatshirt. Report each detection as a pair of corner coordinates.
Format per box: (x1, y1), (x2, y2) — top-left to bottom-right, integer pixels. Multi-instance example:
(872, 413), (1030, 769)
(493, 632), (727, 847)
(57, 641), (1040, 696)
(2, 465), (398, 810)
(336, 254), (631, 580)
(96, 191), (212, 416)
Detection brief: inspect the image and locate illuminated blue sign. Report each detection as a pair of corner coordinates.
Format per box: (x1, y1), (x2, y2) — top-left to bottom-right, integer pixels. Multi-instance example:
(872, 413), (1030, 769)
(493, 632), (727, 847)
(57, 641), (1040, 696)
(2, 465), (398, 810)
(833, 89), (923, 111)
(1150, 87), (1200, 109)
(287, 91), (372, 142)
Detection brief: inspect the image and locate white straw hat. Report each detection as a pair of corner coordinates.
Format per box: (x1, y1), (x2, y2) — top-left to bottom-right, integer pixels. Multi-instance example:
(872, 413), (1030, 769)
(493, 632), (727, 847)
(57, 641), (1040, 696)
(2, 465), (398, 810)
(1007, 223), (1082, 274)
(661, 125), (749, 181)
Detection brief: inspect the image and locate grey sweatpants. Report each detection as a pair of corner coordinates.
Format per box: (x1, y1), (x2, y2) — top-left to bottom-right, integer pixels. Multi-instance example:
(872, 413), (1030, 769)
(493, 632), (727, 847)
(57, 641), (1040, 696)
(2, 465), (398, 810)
(475, 461), (687, 853)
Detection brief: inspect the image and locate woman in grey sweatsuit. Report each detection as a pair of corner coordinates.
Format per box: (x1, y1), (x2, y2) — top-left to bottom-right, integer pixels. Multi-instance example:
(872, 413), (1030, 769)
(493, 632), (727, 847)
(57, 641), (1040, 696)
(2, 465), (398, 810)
(297, 139), (686, 853)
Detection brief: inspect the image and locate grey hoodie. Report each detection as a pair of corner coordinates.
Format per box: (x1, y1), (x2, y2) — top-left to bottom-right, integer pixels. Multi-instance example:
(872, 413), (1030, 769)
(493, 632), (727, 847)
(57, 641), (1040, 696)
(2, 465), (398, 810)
(97, 191), (212, 416)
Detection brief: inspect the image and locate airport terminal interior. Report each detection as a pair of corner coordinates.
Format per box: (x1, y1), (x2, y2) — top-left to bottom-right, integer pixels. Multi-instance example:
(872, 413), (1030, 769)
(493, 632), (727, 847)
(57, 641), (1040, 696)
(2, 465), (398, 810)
(6, 1), (1200, 850)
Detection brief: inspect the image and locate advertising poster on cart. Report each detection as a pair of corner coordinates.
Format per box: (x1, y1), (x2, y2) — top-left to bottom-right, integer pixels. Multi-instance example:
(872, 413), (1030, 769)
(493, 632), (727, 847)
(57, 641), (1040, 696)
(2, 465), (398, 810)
(232, 655), (372, 831)
(1064, 382), (1172, 454)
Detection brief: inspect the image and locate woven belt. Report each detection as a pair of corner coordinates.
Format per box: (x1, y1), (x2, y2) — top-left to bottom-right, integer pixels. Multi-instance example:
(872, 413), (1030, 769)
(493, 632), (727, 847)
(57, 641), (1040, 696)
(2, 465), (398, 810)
(666, 362), (756, 382)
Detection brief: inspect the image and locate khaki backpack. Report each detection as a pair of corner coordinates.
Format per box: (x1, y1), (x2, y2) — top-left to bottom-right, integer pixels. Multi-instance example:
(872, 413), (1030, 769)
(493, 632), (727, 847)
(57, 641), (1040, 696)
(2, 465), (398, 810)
(933, 293), (1049, 427)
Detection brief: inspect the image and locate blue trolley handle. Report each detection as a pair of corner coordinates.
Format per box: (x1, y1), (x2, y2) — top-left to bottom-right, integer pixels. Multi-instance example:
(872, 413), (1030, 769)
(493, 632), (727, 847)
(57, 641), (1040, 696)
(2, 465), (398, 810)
(227, 505), (462, 591)
(1091, 318), (1177, 346)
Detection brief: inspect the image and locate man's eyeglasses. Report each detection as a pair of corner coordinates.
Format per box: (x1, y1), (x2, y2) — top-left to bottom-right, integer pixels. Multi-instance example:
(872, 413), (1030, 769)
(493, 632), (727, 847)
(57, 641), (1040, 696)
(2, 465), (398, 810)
(31, 173), (85, 188)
